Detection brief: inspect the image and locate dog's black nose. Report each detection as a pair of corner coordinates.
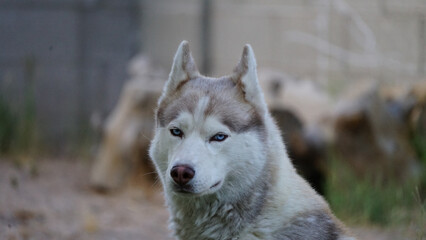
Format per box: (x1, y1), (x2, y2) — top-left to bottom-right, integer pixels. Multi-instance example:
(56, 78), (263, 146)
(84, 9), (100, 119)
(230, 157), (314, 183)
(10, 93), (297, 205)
(170, 165), (195, 186)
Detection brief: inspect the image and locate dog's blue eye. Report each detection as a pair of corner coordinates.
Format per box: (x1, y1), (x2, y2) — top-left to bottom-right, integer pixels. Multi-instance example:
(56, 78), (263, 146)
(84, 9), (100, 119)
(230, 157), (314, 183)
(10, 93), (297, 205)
(170, 128), (183, 138)
(210, 133), (228, 142)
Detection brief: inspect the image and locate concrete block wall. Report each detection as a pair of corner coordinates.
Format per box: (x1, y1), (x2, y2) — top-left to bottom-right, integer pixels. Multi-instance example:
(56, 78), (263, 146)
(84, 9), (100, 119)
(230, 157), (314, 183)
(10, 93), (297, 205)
(0, 0), (141, 148)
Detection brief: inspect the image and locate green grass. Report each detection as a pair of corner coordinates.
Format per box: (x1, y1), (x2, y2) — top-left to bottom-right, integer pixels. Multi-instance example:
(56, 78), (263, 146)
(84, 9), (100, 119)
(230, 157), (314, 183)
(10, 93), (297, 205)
(412, 132), (426, 195)
(0, 57), (42, 157)
(325, 149), (425, 227)
(0, 96), (39, 155)
(0, 97), (17, 153)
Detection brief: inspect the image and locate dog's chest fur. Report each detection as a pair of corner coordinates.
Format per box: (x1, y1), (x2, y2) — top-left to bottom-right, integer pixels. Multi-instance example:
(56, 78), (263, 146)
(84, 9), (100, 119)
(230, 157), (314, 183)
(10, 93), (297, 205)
(170, 198), (244, 240)
(167, 174), (270, 240)
(168, 197), (345, 240)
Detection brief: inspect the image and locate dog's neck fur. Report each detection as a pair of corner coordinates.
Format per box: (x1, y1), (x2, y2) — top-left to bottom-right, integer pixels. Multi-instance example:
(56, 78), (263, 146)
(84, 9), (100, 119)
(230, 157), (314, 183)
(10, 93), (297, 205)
(165, 156), (272, 240)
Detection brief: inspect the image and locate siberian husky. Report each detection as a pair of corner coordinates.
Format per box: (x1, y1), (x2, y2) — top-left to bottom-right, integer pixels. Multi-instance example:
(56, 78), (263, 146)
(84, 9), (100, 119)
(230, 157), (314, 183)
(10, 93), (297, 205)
(149, 41), (355, 240)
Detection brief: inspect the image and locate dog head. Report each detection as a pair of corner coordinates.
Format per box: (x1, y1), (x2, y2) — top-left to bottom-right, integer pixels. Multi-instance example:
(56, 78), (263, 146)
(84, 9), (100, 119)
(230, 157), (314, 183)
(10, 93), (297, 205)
(149, 41), (268, 198)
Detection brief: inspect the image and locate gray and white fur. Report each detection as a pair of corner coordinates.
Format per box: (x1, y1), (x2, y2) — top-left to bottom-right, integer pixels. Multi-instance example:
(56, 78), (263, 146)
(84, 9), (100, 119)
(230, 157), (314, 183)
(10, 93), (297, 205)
(149, 41), (356, 240)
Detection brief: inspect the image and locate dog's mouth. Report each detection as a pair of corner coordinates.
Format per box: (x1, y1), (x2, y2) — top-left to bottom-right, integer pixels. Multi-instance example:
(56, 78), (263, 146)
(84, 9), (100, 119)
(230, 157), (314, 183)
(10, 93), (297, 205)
(172, 184), (194, 194)
(210, 181), (221, 189)
(171, 181), (223, 195)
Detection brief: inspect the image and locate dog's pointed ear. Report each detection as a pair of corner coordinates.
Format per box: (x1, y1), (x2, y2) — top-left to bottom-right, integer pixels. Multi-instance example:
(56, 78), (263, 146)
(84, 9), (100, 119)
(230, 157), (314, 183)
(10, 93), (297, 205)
(232, 44), (267, 116)
(162, 41), (199, 96)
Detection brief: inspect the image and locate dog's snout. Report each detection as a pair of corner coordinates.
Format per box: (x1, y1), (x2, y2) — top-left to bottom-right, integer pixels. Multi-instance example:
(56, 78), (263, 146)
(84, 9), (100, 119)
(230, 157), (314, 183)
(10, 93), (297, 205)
(170, 165), (195, 186)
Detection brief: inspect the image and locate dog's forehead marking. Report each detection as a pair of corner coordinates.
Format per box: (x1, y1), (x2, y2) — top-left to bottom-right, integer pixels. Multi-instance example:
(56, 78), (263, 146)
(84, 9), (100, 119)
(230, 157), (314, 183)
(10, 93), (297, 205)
(157, 77), (223, 127)
(193, 96), (210, 126)
(157, 77), (265, 135)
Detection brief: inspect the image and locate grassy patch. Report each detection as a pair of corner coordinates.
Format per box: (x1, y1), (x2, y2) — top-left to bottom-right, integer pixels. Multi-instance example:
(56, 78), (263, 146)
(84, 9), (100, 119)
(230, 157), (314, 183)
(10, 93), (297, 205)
(412, 132), (426, 197)
(0, 97), (17, 152)
(0, 95), (39, 155)
(0, 57), (43, 157)
(325, 150), (425, 227)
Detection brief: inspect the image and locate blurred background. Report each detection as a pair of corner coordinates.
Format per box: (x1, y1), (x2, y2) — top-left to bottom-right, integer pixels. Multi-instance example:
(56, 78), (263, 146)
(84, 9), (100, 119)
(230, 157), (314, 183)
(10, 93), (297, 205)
(0, 0), (425, 239)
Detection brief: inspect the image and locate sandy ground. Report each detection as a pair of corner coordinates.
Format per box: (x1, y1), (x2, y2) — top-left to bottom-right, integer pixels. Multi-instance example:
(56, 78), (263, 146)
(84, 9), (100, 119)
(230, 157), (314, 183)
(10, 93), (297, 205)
(0, 158), (418, 240)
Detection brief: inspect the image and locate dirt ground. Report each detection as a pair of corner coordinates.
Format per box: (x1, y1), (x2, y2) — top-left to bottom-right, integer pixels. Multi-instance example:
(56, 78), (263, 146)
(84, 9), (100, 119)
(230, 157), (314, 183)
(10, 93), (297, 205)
(0, 158), (417, 240)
